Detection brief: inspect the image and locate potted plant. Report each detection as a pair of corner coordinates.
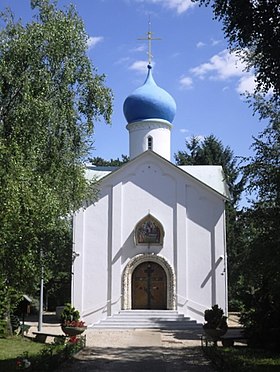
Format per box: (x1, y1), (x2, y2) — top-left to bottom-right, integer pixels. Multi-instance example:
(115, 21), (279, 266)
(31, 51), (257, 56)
(203, 304), (228, 343)
(60, 303), (87, 336)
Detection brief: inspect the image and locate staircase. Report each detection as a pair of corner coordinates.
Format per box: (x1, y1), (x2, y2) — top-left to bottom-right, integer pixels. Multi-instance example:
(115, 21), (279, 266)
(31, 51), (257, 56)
(92, 310), (202, 330)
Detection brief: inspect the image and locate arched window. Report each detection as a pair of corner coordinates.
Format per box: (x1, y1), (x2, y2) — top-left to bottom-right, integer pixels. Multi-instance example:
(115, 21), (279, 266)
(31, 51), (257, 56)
(135, 214), (164, 245)
(147, 136), (153, 150)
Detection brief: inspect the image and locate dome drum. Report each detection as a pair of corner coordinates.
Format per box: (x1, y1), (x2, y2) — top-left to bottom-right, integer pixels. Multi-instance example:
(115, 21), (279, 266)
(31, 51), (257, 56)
(128, 119), (171, 160)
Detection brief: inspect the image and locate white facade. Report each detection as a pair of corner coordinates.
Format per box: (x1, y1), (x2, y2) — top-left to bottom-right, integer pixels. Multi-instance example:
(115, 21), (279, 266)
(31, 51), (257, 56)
(72, 64), (229, 326)
(72, 151), (229, 325)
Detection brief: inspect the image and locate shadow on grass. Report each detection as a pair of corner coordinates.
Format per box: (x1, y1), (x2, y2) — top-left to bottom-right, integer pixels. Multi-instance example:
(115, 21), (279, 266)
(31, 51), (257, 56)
(203, 345), (280, 372)
(0, 359), (17, 372)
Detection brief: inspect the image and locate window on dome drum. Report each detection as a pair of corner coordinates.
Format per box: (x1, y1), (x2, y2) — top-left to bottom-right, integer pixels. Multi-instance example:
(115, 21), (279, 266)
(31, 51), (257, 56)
(147, 136), (153, 150)
(135, 215), (164, 245)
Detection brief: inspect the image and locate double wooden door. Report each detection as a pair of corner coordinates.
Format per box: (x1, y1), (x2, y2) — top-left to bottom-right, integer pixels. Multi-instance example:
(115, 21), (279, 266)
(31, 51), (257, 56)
(132, 262), (167, 310)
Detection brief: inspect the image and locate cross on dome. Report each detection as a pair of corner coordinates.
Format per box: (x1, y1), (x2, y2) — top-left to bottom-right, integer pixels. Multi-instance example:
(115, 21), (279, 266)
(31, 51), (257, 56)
(138, 19), (161, 66)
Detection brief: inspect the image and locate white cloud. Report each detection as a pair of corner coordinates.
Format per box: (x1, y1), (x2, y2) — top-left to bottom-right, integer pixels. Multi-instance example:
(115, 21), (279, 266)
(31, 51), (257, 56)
(211, 39), (221, 46)
(129, 60), (149, 73)
(87, 36), (104, 50)
(131, 45), (146, 52)
(179, 75), (193, 89)
(190, 49), (246, 80)
(179, 128), (189, 133)
(236, 74), (256, 95)
(138, 0), (196, 14)
(196, 41), (206, 48)
(171, 52), (181, 59)
(115, 57), (131, 65)
(188, 49), (257, 96)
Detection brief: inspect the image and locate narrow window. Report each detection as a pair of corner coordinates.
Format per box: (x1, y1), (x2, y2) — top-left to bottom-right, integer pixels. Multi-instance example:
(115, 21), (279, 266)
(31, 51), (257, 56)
(147, 136), (153, 150)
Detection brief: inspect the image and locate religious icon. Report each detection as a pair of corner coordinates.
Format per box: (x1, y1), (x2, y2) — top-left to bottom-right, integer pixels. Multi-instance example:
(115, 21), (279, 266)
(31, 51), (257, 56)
(136, 217), (162, 244)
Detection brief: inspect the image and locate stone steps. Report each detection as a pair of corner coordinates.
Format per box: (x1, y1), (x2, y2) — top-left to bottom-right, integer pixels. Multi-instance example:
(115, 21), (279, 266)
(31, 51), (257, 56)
(92, 310), (202, 330)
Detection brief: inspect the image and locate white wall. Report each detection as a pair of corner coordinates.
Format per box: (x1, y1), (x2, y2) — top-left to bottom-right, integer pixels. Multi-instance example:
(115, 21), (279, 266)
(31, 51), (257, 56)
(72, 153), (227, 325)
(127, 119), (172, 160)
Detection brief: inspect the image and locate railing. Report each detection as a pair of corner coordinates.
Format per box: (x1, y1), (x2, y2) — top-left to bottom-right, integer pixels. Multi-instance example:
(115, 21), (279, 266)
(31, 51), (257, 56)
(82, 295), (123, 318)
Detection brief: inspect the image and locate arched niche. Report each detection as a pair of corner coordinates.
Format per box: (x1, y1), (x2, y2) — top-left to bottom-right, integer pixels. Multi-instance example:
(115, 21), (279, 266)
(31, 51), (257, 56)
(134, 214), (164, 246)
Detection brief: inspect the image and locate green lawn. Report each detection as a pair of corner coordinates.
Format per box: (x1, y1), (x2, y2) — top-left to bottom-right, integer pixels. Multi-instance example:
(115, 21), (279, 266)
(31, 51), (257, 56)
(205, 346), (280, 371)
(0, 335), (83, 371)
(0, 337), (45, 371)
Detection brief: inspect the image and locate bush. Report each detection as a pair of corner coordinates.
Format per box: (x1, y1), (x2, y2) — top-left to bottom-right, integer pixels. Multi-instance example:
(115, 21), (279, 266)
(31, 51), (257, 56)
(14, 338), (84, 371)
(240, 288), (280, 351)
(203, 305), (228, 331)
(60, 304), (80, 326)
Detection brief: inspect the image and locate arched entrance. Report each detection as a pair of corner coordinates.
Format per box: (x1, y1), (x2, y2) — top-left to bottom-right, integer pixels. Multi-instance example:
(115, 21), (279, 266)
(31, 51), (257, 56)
(132, 261), (167, 309)
(122, 254), (176, 310)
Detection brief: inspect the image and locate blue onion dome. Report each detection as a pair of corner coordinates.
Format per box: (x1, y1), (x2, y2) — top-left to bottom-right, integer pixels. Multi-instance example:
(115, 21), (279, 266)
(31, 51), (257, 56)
(123, 65), (176, 123)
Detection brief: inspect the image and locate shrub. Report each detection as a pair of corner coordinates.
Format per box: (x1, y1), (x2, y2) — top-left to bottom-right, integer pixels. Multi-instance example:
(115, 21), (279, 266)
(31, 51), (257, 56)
(60, 304), (80, 326)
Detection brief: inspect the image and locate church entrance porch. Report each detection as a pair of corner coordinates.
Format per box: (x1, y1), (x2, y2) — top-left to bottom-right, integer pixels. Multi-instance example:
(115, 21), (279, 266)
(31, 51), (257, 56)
(132, 262), (167, 310)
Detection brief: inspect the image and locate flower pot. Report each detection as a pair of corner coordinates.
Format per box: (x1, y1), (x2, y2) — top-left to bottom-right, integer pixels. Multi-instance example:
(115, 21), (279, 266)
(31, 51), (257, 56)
(61, 326), (87, 336)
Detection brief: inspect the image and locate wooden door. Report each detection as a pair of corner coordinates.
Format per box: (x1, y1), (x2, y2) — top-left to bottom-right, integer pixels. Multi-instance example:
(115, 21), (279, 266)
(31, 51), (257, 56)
(132, 262), (167, 309)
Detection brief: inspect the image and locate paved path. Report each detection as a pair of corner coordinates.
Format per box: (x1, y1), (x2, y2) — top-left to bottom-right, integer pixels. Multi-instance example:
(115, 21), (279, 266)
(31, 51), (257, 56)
(56, 329), (216, 371)
(26, 312), (241, 371)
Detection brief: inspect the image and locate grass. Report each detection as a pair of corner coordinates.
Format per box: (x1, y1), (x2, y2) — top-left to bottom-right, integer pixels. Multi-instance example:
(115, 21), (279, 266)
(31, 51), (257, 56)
(0, 335), (84, 371)
(0, 336), (45, 371)
(204, 346), (280, 371)
(0, 336), (45, 359)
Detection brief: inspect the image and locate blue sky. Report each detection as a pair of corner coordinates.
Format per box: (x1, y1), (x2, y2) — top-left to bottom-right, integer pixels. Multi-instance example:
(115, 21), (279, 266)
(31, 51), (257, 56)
(2, 0), (264, 163)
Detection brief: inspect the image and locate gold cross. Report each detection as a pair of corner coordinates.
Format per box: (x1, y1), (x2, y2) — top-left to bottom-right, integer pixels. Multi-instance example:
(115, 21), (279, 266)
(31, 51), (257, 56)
(138, 20), (161, 65)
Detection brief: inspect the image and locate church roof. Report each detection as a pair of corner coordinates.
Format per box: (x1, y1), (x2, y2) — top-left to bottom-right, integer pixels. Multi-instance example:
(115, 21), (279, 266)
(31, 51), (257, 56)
(178, 165), (230, 199)
(85, 166), (118, 181)
(85, 151), (230, 200)
(123, 65), (176, 124)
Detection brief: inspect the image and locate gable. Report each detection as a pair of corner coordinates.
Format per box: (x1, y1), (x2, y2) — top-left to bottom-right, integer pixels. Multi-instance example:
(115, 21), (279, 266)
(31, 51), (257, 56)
(85, 151), (230, 200)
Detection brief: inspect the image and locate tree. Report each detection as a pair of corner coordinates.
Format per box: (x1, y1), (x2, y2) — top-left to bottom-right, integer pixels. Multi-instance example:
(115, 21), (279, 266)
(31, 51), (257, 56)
(89, 154), (129, 167)
(0, 0), (113, 332)
(192, 1), (279, 346)
(175, 134), (244, 204)
(175, 135), (245, 310)
(195, 0), (280, 99)
(238, 98), (280, 349)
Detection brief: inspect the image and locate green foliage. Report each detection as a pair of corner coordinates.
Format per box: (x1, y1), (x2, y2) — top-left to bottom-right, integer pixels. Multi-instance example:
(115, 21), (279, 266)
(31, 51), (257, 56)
(89, 154), (129, 166)
(175, 134), (244, 205)
(10, 315), (20, 334)
(203, 304), (228, 331)
(203, 345), (280, 372)
(0, 279), (21, 337)
(237, 99), (280, 349)
(60, 303), (80, 325)
(0, 0), (112, 328)
(194, 2), (280, 332)
(0, 337), (44, 371)
(191, 0), (279, 347)
(0, 336), (84, 371)
(195, 0), (280, 100)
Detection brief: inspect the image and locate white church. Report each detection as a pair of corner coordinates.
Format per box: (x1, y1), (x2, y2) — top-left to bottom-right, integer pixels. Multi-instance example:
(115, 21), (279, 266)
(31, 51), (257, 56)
(72, 63), (230, 327)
